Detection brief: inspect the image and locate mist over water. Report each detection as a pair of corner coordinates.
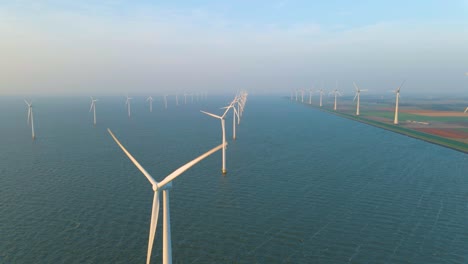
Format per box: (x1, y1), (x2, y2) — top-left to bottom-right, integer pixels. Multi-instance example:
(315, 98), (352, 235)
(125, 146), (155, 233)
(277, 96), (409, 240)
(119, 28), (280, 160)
(1, 96), (467, 263)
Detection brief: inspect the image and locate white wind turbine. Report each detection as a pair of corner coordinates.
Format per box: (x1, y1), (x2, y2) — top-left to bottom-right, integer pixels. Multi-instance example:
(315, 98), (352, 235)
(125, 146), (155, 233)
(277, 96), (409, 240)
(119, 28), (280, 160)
(125, 95), (132, 117)
(464, 107), (467, 114)
(300, 89), (304, 103)
(200, 107), (230, 174)
(146, 96), (154, 112)
(163, 95), (168, 109)
(89, 97), (98, 125)
(108, 129), (224, 264)
(353, 82), (367, 116)
(308, 88), (314, 104)
(393, 81), (405, 125)
(329, 88), (342, 111)
(175, 94), (179, 106)
(24, 100), (35, 140)
(222, 99), (240, 140)
(318, 88), (324, 107)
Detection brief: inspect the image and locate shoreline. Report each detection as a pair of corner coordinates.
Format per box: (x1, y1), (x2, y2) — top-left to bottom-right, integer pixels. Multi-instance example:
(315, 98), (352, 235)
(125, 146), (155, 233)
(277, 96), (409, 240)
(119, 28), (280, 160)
(293, 100), (468, 154)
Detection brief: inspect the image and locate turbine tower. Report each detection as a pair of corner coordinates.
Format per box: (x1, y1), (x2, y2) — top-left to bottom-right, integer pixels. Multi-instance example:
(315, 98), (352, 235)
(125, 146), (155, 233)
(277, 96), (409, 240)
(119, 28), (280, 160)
(353, 82), (367, 116)
(125, 95), (132, 117)
(393, 81), (405, 125)
(308, 88), (314, 104)
(24, 100), (35, 140)
(200, 107), (230, 174)
(146, 96), (154, 112)
(89, 97), (98, 125)
(108, 129), (224, 264)
(163, 95), (168, 109)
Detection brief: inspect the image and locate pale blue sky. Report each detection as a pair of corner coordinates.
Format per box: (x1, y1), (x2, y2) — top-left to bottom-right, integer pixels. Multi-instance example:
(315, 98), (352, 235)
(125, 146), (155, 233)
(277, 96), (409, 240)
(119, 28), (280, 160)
(1, 1), (467, 94)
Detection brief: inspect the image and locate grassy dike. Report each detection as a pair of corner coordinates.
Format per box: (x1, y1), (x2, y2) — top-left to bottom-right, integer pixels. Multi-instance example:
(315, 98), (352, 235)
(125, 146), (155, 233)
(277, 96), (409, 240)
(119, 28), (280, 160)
(294, 101), (468, 154)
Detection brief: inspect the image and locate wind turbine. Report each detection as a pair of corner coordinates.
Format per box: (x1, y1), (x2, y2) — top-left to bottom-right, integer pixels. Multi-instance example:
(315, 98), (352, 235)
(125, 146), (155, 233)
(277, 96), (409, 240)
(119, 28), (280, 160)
(308, 88), (314, 104)
(222, 99), (240, 140)
(200, 107), (230, 174)
(464, 107), (468, 114)
(329, 85), (342, 111)
(125, 95), (132, 117)
(353, 82), (367, 116)
(163, 95), (168, 109)
(89, 97), (98, 125)
(318, 82), (325, 107)
(184, 93), (187, 104)
(393, 81), (405, 125)
(175, 94), (179, 106)
(300, 89), (304, 103)
(146, 96), (154, 112)
(108, 129), (224, 264)
(24, 100), (35, 140)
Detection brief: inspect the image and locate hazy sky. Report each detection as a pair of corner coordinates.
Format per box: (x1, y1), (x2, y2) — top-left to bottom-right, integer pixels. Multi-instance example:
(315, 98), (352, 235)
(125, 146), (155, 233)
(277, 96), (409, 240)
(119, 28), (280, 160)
(1, 1), (467, 95)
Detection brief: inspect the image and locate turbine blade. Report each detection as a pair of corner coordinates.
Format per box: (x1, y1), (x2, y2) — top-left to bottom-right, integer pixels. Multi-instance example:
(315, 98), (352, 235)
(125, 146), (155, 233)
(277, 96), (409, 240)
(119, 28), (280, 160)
(107, 129), (158, 186)
(146, 190), (160, 264)
(200, 110), (222, 119)
(158, 144), (225, 189)
(89, 102), (94, 112)
(353, 82), (359, 91)
(397, 80), (406, 92)
(353, 93), (358, 102)
(221, 106), (231, 118)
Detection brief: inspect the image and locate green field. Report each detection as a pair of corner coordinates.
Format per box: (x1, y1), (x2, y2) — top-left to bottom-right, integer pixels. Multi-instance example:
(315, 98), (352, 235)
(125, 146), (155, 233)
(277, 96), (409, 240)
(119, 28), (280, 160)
(360, 111), (468, 123)
(297, 101), (468, 153)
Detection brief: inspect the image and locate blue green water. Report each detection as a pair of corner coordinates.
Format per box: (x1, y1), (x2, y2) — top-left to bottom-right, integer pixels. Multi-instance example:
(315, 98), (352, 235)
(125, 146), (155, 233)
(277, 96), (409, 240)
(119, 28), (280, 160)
(1, 96), (467, 263)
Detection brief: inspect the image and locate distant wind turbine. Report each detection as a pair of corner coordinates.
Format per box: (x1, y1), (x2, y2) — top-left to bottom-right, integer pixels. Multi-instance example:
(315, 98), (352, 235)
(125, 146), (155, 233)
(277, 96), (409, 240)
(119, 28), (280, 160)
(464, 107), (468, 113)
(353, 82), (367, 116)
(318, 82), (325, 107)
(24, 100), (35, 140)
(184, 93), (187, 104)
(329, 84), (342, 111)
(146, 96), (154, 112)
(308, 88), (314, 104)
(89, 97), (98, 125)
(200, 107), (230, 174)
(300, 89), (304, 103)
(222, 99), (240, 140)
(125, 95), (132, 117)
(108, 129), (224, 264)
(175, 94), (179, 106)
(393, 81), (405, 125)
